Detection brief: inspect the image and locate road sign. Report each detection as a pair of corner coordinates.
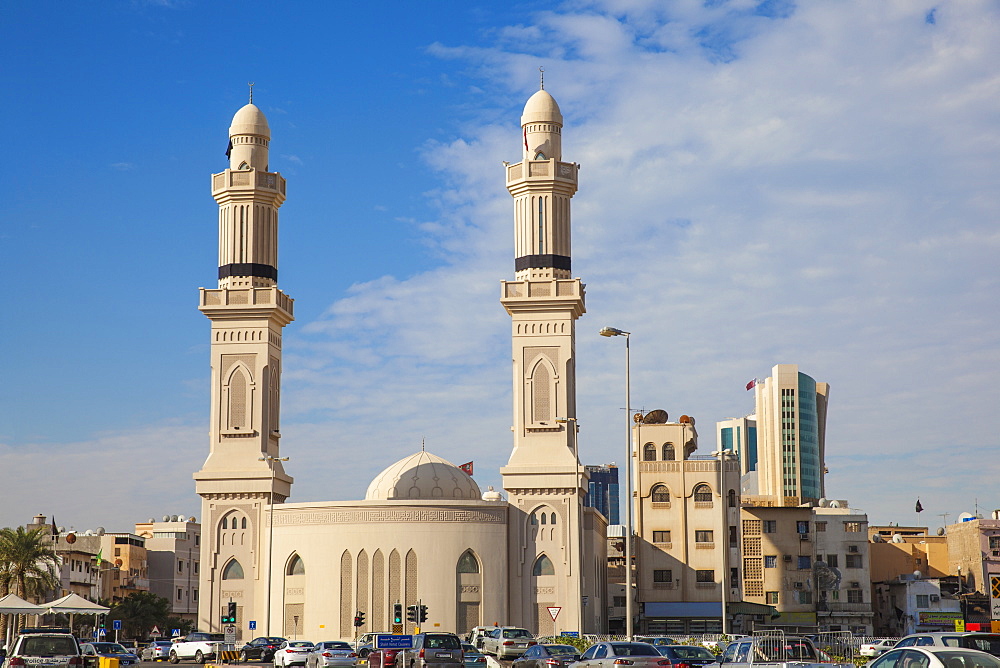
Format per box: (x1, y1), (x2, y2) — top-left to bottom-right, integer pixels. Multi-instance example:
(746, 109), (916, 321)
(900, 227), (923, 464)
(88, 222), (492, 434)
(150, 626), (161, 638)
(547, 607), (561, 621)
(224, 625), (237, 644)
(376, 635), (413, 649)
(113, 620), (122, 631)
(562, 631), (579, 637)
(249, 620), (257, 631)
(172, 629), (181, 637)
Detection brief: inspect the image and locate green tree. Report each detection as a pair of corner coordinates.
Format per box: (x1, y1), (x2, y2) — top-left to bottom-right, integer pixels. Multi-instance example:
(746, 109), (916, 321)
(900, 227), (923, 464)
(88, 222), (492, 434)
(108, 591), (173, 640)
(0, 526), (60, 637)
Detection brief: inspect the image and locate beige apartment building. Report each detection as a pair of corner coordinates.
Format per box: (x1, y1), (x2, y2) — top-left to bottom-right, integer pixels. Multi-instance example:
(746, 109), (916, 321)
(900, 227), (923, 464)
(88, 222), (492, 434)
(633, 410), (742, 635)
(812, 505), (873, 634)
(99, 532), (149, 604)
(135, 516), (201, 621)
(868, 525), (949, 582)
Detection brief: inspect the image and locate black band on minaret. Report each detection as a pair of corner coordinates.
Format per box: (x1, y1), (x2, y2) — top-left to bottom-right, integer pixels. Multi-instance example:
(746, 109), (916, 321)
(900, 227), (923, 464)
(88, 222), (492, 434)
(515, 254), (571, 272)
(219, 263), (278, 281)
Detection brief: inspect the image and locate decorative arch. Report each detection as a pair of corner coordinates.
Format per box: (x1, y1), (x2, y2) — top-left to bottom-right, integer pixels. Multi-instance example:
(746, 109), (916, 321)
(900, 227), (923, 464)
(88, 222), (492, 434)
(221, 558), (244, 580)
(224, 363), (253, 432)
(550, 512), (557, 525)
(457, 550), (480, 574)
(339, 550), (353, 638)
(527, 356), (556, 424)
(643, 443), (656, 461)
(693, 483), (713, 502)
(651, 484), (670, 503)
(456, 550), (482, 635)
(728, 489), (737, 507)
(662, 443), (675, 461)
(286, 554), (305, 576)
(532, 554), (555, 576)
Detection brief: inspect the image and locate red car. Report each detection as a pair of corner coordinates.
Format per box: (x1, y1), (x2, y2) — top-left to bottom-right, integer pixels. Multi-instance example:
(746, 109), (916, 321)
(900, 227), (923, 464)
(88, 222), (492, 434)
(367, 649), (401, 668)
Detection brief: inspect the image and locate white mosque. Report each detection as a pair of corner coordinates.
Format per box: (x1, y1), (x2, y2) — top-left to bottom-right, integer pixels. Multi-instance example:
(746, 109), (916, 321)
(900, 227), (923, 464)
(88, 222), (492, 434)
(193, 86), (608, 640)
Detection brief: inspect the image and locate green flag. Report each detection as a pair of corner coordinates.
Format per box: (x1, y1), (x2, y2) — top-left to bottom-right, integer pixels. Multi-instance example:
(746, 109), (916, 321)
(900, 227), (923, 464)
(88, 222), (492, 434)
(96, 549), (103, 566)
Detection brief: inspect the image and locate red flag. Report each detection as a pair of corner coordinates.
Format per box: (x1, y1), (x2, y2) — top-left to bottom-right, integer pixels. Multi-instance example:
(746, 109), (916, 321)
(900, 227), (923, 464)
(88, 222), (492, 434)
(746, 379), (757, 391)
(459, 461), (474, 476)
(523, 126), (528, 152)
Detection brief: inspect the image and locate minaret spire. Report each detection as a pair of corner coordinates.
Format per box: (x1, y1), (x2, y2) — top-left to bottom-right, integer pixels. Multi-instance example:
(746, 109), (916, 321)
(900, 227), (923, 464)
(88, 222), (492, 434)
(539, 66), (544, 90)
(248, 81), (254, 103)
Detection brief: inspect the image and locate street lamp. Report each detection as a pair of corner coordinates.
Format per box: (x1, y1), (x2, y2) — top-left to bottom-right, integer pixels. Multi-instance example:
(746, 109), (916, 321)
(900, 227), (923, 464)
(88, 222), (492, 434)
(599, 325), (633, 639)
(259, 454), (289, 636)
(555, 416), (584, 634)
(710, 448), (736, 636)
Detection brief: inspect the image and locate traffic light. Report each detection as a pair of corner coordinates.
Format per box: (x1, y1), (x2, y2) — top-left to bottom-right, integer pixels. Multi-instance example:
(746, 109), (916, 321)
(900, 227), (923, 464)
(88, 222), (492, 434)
(418, 605), (428, 623)
(406, 605), (417, 623)
(354, 611), (365, 627)
(393, 604), (402, 624)
(222, 601), (237, 624)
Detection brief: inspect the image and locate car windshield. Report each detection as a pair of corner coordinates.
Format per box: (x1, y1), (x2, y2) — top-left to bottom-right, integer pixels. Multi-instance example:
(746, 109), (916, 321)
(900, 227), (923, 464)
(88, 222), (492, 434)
(462, 645), (479, 653)
(425, 637), (461, 649)
(669, 648), (714, 660)
(934, 651), (1000, 668)
(19, 637), (78, 656)
(325, 642), (351, 650)
(289, 642), (314, 648)
(959, 637), (1000, 656)
(546, 646), (578, 655)
(504, 631), (532, 639)
(611, 644), (660, 657)
(755, 640), (818, 662)
(92, 644), (129, 654)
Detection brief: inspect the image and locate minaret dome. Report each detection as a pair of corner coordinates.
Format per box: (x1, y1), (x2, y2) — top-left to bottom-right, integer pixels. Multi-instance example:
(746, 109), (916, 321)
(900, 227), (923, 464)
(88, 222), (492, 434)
(521, 90), (563, 162)
(228, 103), (270, 171)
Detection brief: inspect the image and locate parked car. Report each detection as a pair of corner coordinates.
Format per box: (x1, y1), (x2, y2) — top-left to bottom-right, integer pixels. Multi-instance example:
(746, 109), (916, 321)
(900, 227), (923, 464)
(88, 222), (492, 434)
(481, 628), (536, 660)
(169, 633), (227, 664)
(306, 641), (356, 668)
(7, 628), (82, 668)
(637, 638), (677, 648)
(466, 629), (493, 651)
(894, 634), (1000, 658)
(397, 633), (463, 668)
(81, 643), (139, 667)
(367, 649), (401, 668)
(653, 645), (717, 668)
(860, 640), (899, 658)
(141, 641), (175, 661)
(865, 646), (1000, 668)
(461, 644), (487, 668)
(356, 635), (386, 656)
(240, 637), (288, 662)
(510, 643), (580, 668)
(576, 642), (668, 668)
(274, 641), (317, 668)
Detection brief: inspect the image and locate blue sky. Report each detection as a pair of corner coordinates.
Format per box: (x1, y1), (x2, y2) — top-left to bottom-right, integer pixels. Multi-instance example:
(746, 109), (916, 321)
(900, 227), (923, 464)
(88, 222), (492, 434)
(2, 0), (998, 533)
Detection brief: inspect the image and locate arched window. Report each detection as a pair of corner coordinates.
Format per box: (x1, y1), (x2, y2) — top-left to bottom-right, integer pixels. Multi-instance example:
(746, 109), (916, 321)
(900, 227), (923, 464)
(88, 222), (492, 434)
(643, 443), (656, 461)
(456, 551), (480, 574)
(728, 489), (737, 507)
(541, 513), (547, 525)
(286, 555), (305, 576)
(222, 559), (244, 580)
(221, 517), (228, 530)
(651, 485), (670, 503)
(534, 152), (547, 160)
(694, 484), (713, 502)
(530, 513), (537, 525)
(662, 443), (675, 461)
(532, 555), (555, 576)
(241, 517), (247, 529)
(550, 513), (557, 525)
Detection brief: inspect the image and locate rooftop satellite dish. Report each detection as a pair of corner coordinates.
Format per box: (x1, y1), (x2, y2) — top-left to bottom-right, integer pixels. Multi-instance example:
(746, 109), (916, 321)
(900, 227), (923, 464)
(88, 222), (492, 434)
(830, 500), (842, 508)
(892, 533), (905, 543)
(148, 518), (155, 523)
(163, 515), (170, 522)
(937, 527), (945, 535)
(913, 570), (923, 579)
(679, 415), (696, 425)
(190, 517), (197, 523)
(96, 527), (105, 536)
(171, 515), (179, 522)
(818, 498), (829, 507)
(114, 559), (123, 567)
(84, 529), (93, 536)
(959, 512), (976, 522)
(642, 409), (669, 424)
(871, 534), (884, 543)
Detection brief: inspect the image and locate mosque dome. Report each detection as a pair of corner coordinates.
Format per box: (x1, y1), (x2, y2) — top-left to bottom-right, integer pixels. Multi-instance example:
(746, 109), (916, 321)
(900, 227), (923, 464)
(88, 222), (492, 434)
(521, 89), (563, 126)
(230, 103), (270, 139)
(365, 451), (481, 501)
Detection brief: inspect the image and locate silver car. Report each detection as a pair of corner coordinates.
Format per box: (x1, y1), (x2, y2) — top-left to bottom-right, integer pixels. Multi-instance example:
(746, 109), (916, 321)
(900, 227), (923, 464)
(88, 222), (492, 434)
(576, 642), (667, 668)
(307, 642), (357, 668)
(142, 641), (175, 661)
(482, 628), (536, 660)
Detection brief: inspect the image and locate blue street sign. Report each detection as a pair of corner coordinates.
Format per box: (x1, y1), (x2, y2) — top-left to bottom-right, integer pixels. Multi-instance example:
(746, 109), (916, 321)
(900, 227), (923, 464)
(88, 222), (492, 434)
(249, 620), (257, 631)
(98, 629), (106, 636)
(113, 620), (122, 631)
(376, 635), (413, 650)
(172, 629), (181, 637)
(92, 632), (98, 639)
(561, 631), (579, 637)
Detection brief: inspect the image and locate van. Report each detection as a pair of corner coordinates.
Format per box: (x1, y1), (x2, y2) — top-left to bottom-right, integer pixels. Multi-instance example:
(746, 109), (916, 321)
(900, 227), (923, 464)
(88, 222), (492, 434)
(7, 628), (83, 668)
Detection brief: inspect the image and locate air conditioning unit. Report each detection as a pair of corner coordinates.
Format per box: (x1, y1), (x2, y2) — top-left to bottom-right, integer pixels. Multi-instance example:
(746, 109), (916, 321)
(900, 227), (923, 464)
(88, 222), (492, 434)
(848, 545), (859, 553)
(991, 550), (1000, 558)
(851, 582), (860, 588)
(930, 595), (940, 602)
(800, 534), (811, 541)
(794, 582), (804, 589)
(783, 555), (793, 562)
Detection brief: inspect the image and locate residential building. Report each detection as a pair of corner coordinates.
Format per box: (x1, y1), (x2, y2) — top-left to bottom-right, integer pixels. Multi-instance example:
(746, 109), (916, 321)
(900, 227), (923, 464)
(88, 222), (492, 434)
(945, 515), (1000, 628)
(867, 525), (949, 582)
(586, 464), (619, 525)
(872, 575), (962, 636)
(633, 410), (741, 635)
(812, 505), (873, 634)
(99, 532), (149, 604)
(135, 516), (201, 621)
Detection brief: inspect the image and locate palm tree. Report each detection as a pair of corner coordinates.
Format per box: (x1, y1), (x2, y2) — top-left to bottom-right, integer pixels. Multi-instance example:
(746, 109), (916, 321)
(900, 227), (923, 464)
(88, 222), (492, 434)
(108, 591), (172, 640)
(0, 526), (60, 636)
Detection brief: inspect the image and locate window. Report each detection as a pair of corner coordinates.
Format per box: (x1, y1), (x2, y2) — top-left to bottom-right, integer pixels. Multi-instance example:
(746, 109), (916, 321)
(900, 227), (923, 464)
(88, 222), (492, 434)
(550, 513), (557, 525)
(696, 530), (714, 543)
(798, 590), (813, 604)
(764, 555), (777, 568)
(221, 517), (228, 530)
(694, 484), (713, 502)
(541, 513), (547, 525)
(534, 152), (547, 160)
(114, 548), (121, 557)
(532, 555), (554, 576)
(613, 596), (626, 606)
(178, 560), (183, 573)
(848, 589), (864, 604)
(651, 485), (670, 503)
(730, 525), (738, 547)
(195, 535), (200, 546)
(844, 521), (862, 532)
(846, 554), (862, 568)
(990, 536), (1000, 550)
(826, 554), (838, 568)
(242, 517), (247, 529)
(798, 556), (811, 570)
(457, 551), (480, 573)
(530, 513), (537, 525)
(797, 521), (810, 534)
(816, 521), (827, 532)
(193, 589), (198, 601)
(662, 443), (675, 461)
(652, 531), (671, 543)
(221, 559), (244, 580)
(696, 569), (715, 583)
(766, 591), (778, 604)
(762, 520), (777, 533)
(643, 443), (656, 461)
(194, 562), (199, 574)
(653, 570), (673, 583)
(916, 594), (929, 608)
(286, 555), (305, 576)
(728, 489), (737, 507)
(177, 588), (182, 600)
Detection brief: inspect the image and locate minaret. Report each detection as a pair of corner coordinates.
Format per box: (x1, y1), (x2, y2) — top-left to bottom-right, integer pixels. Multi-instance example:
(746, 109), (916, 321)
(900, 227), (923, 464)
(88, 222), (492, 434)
(193, 98), (293, 635)
(500, 82), (590, 633)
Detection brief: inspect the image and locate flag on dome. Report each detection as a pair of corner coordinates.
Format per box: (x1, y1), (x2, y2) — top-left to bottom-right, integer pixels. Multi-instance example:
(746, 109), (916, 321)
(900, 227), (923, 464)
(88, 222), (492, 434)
(459, 462), (474, 475)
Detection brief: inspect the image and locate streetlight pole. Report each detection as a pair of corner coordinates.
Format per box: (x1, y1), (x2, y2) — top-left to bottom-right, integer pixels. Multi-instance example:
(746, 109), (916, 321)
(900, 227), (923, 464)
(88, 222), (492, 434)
(556, 416), (584, 634)
(600, 326), (633, 639)
(259, 455), (289, 637)
(710, 448), (734, 636)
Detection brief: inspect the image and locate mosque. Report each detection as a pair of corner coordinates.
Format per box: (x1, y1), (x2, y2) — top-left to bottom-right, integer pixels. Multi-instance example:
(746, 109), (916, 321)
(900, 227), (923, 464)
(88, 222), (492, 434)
(192, 85), (609, 640)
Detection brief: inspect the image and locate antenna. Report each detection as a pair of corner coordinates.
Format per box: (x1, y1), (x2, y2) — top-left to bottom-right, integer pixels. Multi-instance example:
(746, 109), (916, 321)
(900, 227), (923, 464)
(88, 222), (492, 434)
(939, 512), (950, 527)
(539, 66), (544, 90)
(248, 81), (255, 104)
(421, 437), (425, 452)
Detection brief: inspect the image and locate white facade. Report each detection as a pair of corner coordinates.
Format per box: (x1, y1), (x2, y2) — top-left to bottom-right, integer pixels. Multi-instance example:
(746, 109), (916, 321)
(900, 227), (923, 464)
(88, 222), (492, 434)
(812, 505), (873, 634)
(135, 517), (201, 620)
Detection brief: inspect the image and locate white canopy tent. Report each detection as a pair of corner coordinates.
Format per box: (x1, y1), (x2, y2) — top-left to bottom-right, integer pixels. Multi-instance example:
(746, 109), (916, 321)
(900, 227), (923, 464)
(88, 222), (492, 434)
(0, 594), (47, 651)
(44, 593), (109, 615)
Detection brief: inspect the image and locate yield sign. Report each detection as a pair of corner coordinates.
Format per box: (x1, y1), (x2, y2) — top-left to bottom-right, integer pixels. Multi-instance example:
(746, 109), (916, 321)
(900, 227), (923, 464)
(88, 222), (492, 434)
(547, 607), (561, 621)
(150, 626), (161, 637)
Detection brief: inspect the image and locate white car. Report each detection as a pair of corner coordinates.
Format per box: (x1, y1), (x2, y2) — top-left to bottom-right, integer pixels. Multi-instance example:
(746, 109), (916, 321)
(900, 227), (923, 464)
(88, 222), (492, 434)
(274, 641), (317, 668)
(860, 640), (898, 657)
(307, 641), (357, 668)
(865, 646), (1000, 668)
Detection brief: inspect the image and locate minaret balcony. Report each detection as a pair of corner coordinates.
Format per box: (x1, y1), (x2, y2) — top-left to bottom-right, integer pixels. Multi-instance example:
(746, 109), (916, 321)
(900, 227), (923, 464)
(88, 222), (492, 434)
(211, 169), (286, 200)
(500, 278), (585, 317)
(199, 286), (294, 324)
(506, 160), (578, 190)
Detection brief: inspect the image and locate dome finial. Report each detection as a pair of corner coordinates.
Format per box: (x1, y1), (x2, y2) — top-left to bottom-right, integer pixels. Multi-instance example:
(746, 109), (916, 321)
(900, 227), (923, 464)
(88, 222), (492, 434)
(421, 436), (425, 452)
(248, 81), (255, 104)
(538, 66), (545, 90)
